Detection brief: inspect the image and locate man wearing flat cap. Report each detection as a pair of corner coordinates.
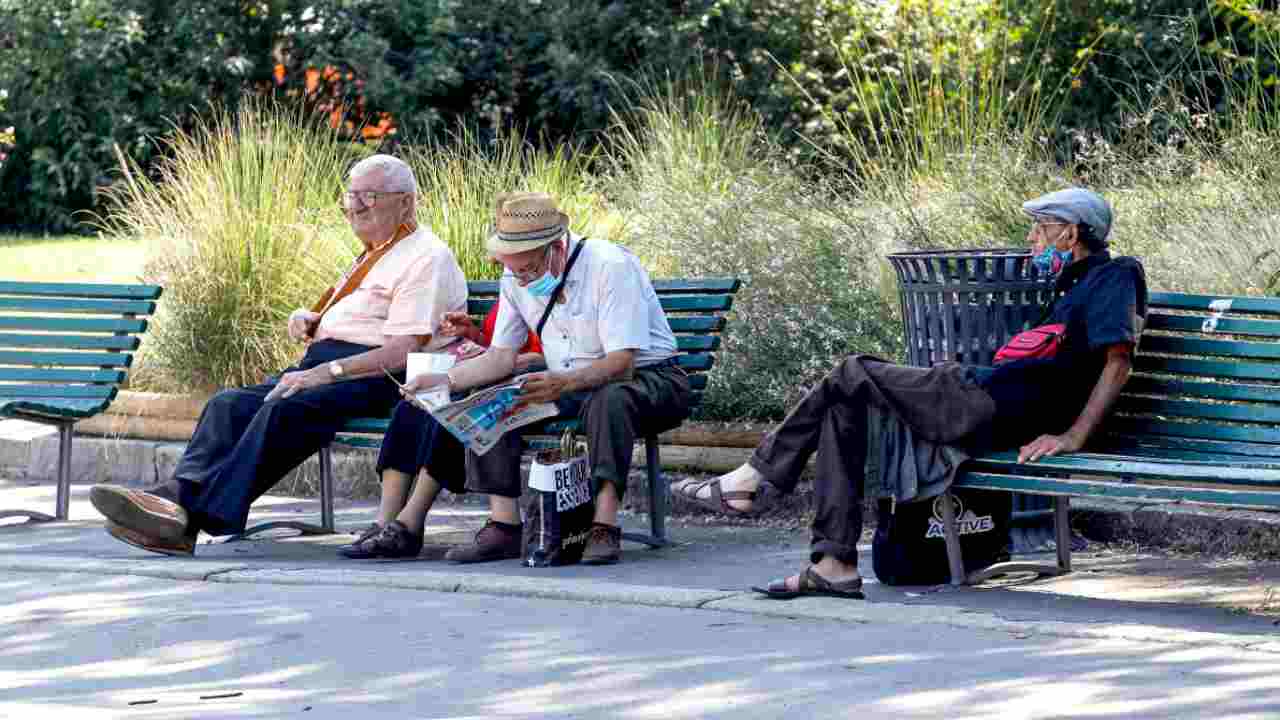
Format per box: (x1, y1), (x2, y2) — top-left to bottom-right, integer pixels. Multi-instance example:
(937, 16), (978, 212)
(404, 192), (691, 564)
(674, 187), (1147, 599)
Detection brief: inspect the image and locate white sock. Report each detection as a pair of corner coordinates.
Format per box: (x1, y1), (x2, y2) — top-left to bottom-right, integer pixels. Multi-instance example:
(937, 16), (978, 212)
(719, 464), (763, 492)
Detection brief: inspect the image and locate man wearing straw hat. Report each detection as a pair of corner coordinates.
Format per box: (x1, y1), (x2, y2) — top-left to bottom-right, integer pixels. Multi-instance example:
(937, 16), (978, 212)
(89, 154), (468, 556)
(403, 191), (691, 564)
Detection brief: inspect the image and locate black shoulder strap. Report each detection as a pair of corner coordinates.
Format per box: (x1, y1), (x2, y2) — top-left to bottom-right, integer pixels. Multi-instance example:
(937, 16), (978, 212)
(535, 238), (587, 338)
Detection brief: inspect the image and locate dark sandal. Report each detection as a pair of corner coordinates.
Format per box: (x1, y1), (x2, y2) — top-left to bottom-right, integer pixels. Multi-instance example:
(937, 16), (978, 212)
(338, 520), (423, 560)
(671, 477), (758, 517)
(752, 567), (865, 600)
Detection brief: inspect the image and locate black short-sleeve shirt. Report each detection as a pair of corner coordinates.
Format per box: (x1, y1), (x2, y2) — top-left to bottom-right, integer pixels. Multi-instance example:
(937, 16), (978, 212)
(970, 252), (1147, 448)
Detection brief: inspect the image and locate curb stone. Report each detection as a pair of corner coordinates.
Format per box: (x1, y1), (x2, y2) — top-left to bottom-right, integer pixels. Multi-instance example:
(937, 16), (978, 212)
(4, 554), (1279, 654)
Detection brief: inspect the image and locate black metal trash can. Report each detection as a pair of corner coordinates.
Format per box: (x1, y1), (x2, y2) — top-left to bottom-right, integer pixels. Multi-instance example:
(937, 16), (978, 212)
(885, 248), (1060, 553)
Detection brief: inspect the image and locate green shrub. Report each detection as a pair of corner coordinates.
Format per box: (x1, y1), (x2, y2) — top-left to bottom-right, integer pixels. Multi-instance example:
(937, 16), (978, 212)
(607, 77), (903, 420)
(404, 127), (623, 281)
(100, 101), (358, 391)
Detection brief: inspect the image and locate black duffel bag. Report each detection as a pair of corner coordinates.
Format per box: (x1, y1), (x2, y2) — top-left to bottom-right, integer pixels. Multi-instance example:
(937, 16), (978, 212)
(872, 488), (1012, 586)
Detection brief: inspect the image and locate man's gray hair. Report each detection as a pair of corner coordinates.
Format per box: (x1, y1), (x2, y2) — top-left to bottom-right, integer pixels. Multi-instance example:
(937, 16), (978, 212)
(348, 154), (417, 194)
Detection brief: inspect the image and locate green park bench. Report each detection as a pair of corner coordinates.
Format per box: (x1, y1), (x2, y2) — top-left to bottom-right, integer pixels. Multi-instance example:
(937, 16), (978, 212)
(0, 281), (162, 523)
(239, 278), (741, 547)
(941, 291), (1280, 585)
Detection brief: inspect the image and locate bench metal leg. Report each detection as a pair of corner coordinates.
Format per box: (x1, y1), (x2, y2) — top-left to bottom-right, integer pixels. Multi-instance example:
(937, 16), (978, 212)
(0, 421), (73, 525)
(621, 434), (669, 549)
(960, 494), (1073, 586)
(940, 492), (966, 586)
(227, 446), (338, 541)
(56, 423), (72, 521)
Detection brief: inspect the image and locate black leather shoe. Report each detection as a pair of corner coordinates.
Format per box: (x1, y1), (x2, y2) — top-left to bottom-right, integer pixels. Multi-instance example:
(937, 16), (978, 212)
(338, 520), (422, 560)
(336, 522), (383, 556)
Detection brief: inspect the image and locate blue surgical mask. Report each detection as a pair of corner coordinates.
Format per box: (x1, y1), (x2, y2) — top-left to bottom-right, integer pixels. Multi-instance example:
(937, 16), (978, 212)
(1032, 246), (1074, 276)
(526, 270), (559, 297)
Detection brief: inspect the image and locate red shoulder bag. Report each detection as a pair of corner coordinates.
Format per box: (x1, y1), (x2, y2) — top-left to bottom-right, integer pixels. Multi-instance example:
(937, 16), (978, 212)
(993, 323), (1066, 364)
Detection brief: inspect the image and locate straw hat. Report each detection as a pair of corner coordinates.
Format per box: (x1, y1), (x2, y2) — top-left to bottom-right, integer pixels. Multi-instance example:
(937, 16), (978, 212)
(486, 192), (570, 255)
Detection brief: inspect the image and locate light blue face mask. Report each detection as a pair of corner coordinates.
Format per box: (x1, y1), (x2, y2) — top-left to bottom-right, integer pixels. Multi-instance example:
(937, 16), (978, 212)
(526, 270), (559, 297)
(1032, 245), (1074, 275)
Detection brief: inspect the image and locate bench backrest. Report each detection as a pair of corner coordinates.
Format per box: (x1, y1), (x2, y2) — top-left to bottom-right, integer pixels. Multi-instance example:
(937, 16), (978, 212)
(1104, 291), (1280, 459)
(466, 278), (741, 410)
(0, 281), (162, 415)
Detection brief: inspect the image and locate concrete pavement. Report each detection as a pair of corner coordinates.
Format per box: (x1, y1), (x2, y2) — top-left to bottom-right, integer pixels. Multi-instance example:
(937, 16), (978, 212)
(6, 569), (1280, 719)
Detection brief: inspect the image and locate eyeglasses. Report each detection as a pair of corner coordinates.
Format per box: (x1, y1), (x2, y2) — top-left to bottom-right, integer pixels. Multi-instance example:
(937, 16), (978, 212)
(509, 245), (552, 282)
(338, 190), (408, 211)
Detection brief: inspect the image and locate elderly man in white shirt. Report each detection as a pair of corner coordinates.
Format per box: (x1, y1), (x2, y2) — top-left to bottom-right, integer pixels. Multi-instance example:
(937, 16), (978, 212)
(405, 192), (691, 564)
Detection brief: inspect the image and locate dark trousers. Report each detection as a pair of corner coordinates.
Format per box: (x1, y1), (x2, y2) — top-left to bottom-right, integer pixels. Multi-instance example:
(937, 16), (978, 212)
(749, 356), (994, 565)
(375, 400), (467, 493)
(173, 340), (402, 535)
(466, 361), (691, 501)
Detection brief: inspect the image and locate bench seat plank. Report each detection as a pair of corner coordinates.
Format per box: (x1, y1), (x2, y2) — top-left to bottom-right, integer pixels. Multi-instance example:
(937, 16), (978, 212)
(0, 316), (149, 333)
(0, 281), (163, 300)
(0, 395), (117, 419)
(0, 333), (140, 351)
(0, 385), (117, 399)
(968, 450), (1280, 486)
(0, 350), (133, 368)
(0, 368), (127, 383)
(0, 297), (157, 315)
(955, 472), (1280, 511)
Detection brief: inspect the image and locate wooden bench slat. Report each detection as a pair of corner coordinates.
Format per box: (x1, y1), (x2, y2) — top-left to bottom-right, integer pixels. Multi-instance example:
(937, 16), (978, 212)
(0, 333), (140, 351)
(0, 395), (117, 419)
(1115, 396), (1280, 425)
(0, 316), (149, 333)
(969, 450), (1280, 485)
(1100, 434), (1280, 460)
(0, 350), (133, 368)
(668, 317), (726, 333)
(1145, 312), (1280, 338)
(660, 295), (735, 312)
(676, 353), (714, 372)
(955, 472), (1280, 510)
(0, 385), (116, 399)
(1133, 355), (1280, 382)
(0, 368), (127, 384)
(1140, 335), (1280, 362)
(1149, 292), (1280, 316)
(1123, 375), (1280, 404)
(0, 281), (163, 300)
(676, 336), (718, 352)
(1105, 416), (1280, 444)
(0, 297), (157, 316)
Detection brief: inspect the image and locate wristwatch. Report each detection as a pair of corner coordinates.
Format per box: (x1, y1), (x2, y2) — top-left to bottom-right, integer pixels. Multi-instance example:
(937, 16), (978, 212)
(328, 361), (345, 379)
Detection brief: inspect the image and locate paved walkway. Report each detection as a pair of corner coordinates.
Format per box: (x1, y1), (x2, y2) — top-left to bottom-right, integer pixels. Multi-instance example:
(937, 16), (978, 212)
(4, 479), (1280, 654)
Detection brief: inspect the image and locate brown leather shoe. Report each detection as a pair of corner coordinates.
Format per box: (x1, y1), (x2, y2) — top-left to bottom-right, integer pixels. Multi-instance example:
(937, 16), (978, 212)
(581, 523), (622, 565)
(105, 520), (196, 557)
(444, 520), (522, 564)
(90, 484), (189, 539)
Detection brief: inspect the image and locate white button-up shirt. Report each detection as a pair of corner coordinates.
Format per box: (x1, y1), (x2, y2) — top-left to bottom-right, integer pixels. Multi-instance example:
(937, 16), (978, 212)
(490, 235), (677, 371)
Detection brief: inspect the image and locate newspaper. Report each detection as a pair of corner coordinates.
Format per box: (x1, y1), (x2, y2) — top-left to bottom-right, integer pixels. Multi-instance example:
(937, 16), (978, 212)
(396, 350), (558, 455)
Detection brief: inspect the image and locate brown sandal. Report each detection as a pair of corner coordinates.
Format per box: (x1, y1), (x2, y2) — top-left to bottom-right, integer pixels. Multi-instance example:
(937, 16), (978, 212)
(671, 477), (758, 517)
(753, 567), (865, 600)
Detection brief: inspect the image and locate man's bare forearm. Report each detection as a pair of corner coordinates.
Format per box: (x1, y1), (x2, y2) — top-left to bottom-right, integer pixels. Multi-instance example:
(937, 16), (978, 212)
(1064, 346), (1133, 446)
(563, 351), (635, 393)
(448, 347), (518, 390)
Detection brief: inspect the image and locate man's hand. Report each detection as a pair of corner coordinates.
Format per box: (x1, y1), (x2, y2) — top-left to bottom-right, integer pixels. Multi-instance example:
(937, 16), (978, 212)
(439, 311), (481, 343)
(518, 371), (570, 405)
(288, 309), (321, 341)
(1018, 431), (1085, 464)
(265, 366), (330, 402)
